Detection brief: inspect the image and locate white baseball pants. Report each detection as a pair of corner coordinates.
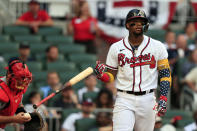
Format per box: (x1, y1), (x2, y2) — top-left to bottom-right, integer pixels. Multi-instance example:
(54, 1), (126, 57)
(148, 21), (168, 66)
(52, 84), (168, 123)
(113, 91), (157, 131)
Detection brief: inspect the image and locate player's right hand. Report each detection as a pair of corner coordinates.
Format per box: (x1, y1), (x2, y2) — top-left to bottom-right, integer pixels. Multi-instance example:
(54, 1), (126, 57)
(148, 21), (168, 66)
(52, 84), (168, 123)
(94, 61), (106, 78)
(13, 112), (31, 124)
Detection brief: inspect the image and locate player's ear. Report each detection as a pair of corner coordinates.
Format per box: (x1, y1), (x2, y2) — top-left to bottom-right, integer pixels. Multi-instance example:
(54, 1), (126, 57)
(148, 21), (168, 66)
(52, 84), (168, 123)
(126, 23), (130, 29)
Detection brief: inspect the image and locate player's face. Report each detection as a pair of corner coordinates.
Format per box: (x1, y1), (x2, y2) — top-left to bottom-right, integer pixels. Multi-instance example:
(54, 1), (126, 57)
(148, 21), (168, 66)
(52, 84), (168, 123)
(126, 18), (145, 36)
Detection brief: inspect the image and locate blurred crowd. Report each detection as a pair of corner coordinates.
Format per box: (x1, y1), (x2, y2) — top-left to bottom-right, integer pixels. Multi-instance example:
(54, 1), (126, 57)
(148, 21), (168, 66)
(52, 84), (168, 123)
(1, 0), (197, 131)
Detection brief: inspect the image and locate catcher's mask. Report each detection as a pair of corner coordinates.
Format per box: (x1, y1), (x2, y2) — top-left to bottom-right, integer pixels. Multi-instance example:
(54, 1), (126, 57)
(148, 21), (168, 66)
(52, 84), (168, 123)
(125, 9), (149, 32)
(5, 57), (32, 91)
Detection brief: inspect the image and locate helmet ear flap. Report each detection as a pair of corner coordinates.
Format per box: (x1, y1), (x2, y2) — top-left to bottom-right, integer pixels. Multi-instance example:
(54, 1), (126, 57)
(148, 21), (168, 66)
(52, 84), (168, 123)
(143, 23), (149, 32)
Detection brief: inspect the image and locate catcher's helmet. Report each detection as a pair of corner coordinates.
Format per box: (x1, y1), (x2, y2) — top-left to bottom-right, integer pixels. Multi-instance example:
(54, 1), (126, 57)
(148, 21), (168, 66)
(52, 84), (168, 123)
(125, 9), (149, 32)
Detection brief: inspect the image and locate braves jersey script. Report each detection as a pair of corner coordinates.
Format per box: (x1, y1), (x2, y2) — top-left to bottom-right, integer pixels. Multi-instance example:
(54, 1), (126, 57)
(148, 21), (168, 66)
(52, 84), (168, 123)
(106, 35), (168, 92)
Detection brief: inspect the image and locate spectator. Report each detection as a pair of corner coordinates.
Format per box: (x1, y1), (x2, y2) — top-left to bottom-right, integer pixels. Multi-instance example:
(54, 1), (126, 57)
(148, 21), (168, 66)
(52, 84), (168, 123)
(15, 0), (53, 33)
(104, 81), (117, 99)
(180, 49), (197, 77)
(184, 110), (197, 131)
(164, 29), (178, 67)
(96, 89), (113, 108)
(184, 67), (197, 92)
(164, 29), (176, 49)
(61, 99), (95, 131)
(90, 112), (112, 131)
(53, 86), (81, 109)
(184, 22), (196, 43)
(78, 75), (99, 103)
(46, 45), (59, 63)
(176, 34), (190, 58)
(25, 91), (48, 118)
(40, 71), (62, 98)
(18, 42), (34, 62)
(154, 116), (162, 131)
(67, 1), (100, 54)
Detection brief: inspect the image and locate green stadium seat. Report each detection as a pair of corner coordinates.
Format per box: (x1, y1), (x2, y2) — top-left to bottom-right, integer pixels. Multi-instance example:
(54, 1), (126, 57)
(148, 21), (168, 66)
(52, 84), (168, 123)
(47, 93), (62, 107)
(26, 61), (43, 72)
(30, 44), (48, 54)
(35, 53), (65, 61)
(59, 44), (86, 55)
(32, 71), (48, 83)
(4, 125), (15, 131)
(13, 35), (42, 43)
(34, 81), (47, 88)
(2, 53), (19, 62)
(164, 110), (192, 120)
(0, 42), (18, 45)
(59, 71), (79, 82)
(38, 27), (62, 35)
(83, 92), (98, 102)
(0, 35), (10, 42)
(47, 61), (76, 72)
(0, 44), (19, 54)
(144, 29), (166, 42)
(69, 54), (97, 64)
(177, 119), (193, 128)
(45, 35), (73, 44)
(3, 25), (30, 35)
(75, 118), (96, 131)
(62, 108), (81, 122)
(79, 63), (96, 70)
(0, 62), (7, 75)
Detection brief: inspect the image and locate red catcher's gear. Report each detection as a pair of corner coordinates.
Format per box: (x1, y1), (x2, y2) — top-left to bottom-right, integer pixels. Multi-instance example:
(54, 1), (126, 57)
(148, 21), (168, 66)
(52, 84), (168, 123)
(0, 80), (25, 128)
(6, 60), (32, 91)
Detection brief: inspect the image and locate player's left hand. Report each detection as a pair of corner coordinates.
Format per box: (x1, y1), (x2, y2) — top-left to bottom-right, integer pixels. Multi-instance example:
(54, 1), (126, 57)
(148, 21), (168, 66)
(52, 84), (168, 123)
(157, 96), (167, 117)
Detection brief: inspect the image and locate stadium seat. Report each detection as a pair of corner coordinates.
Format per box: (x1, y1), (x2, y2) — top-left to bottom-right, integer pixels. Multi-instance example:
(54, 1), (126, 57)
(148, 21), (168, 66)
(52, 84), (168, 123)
(45, 35), (73, 44)
(35, 53), (65, 61)
(83, 92), (98, 102)
(75, 118), (96, 131)
(69, 54), (97, 64)
(2, 53), (19, 62)
(164, 110), (192, 120)
(0, 44), (19, 54)
(38, 27), (62, 35)
(32, 71), (48, 83)
(59, 71), (79, 83)
(47, 93), (62, 107)
(177, 119), (193, 128)
(13, 35), (42, 43)
(61, 108), (81, 121)
(79, 63), (96, 70)
(59, 44), (86, 55)
(0, 62), (7, 75)
(3, 25), (30, 35)
(47, 61), (76, 72)
(4, 125), (15, 131)
(26, 61), (43, 72)
(0, 42), (18, 45)
(0, 35), (10, 42)
(30, 44), (49, 54)
(144, 29), (166, 42)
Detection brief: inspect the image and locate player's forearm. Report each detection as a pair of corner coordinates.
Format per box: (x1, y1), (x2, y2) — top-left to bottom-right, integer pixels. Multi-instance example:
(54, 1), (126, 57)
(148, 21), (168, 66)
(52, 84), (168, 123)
(0, 115), (16, 124)
(39, 19), (54, 26)
(158, 59), (171, 97)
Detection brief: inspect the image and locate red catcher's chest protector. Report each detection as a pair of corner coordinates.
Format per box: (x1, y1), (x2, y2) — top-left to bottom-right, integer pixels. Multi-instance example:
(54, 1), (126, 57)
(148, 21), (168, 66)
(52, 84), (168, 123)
(0, 80), (24, 129)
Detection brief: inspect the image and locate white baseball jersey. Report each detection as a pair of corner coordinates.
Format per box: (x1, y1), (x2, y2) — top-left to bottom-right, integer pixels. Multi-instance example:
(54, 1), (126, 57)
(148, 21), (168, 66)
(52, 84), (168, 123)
(106, 35), (168, 92)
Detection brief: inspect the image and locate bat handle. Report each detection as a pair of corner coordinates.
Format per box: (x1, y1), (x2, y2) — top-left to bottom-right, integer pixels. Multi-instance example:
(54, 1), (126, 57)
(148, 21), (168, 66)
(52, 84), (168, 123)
(33, 93), (56, 109)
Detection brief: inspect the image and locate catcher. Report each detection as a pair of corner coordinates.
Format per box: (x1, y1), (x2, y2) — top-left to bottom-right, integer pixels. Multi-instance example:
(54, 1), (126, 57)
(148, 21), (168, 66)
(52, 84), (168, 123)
(0, 57), (43, 131)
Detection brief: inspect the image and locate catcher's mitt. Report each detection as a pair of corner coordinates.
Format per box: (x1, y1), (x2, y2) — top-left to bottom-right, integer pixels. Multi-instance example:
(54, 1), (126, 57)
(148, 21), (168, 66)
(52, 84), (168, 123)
(24, 112), (44, 131)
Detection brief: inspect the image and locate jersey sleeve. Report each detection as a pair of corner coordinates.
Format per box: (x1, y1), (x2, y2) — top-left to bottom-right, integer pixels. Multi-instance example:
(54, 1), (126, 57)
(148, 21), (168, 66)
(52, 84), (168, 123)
(158, 42), (168, 60)
(106, 44), (118, 70)
(41, 10), (51, 21)
(18, 13), (29, 21)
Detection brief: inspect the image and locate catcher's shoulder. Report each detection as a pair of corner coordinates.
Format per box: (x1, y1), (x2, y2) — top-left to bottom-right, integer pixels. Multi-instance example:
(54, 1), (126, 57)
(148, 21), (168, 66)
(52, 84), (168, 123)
(0, 86), (9, 103)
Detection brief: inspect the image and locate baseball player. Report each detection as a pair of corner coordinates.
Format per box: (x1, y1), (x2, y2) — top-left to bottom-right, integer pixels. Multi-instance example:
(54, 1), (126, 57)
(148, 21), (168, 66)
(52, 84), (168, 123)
(0, 57), (32, 130)
(95, 9), (171, 131)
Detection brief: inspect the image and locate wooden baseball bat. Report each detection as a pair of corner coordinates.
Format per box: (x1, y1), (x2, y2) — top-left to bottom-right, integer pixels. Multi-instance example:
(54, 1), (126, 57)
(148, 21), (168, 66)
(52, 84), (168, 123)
(33, 67), (94, 109)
